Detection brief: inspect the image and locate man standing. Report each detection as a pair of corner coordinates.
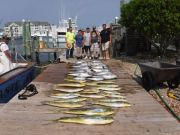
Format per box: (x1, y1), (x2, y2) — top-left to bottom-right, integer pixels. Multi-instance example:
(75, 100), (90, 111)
(75, 30), (84, 59)
(65, 27), (75, 59)
(91, 26), (100, 59)
(83, 27), (91, 59)
(100, 24), (112, 60)
(0, 35), (14, 74)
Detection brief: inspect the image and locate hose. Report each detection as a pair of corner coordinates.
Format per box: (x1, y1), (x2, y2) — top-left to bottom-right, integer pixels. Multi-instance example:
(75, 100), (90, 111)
(154, 88), (180, 122)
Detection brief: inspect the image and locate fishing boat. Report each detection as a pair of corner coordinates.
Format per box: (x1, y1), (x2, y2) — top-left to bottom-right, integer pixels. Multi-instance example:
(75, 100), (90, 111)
(52, 17), (78, 45)
(0, 63), (35, 103)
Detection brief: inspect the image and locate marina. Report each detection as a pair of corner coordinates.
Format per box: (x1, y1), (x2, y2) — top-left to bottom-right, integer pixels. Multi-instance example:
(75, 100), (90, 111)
(0, 0), (180, 134)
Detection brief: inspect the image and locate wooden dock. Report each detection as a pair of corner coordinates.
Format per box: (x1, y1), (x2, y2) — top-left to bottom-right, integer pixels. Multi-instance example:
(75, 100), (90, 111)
(0, 59), (179, 135)
(34, 48), (66, 64)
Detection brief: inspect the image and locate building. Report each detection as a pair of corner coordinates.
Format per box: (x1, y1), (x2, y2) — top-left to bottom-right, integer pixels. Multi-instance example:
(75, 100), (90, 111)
(3, 21), (51, 38)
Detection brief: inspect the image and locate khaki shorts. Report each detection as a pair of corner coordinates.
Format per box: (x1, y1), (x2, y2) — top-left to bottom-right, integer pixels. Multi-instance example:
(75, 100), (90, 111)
(76, 47), (82, 57)
(91, 43), (99, 53)
(101, 41), (110, 51)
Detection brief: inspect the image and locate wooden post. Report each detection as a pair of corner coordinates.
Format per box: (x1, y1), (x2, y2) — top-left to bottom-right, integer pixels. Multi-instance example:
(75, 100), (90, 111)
(22, 19), (27, 59)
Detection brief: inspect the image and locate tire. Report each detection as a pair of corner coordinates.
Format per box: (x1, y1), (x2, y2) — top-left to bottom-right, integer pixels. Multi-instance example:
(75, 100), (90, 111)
(142, 72), (155, 91)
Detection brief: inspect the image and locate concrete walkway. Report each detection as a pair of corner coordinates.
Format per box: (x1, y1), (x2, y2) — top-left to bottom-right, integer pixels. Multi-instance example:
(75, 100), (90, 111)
(0, 60), (179, 135)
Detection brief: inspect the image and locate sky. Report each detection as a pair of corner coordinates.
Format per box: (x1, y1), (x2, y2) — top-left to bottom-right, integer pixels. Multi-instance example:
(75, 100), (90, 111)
(0, 0), (121, 28)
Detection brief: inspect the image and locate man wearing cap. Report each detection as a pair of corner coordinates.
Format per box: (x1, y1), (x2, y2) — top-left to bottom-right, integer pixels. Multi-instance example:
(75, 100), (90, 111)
(65, 27), (75, 59)
(0, 35), (14, 74)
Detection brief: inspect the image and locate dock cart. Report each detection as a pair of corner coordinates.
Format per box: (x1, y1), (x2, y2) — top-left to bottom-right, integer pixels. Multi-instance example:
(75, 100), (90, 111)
(138, 62), (180, 90)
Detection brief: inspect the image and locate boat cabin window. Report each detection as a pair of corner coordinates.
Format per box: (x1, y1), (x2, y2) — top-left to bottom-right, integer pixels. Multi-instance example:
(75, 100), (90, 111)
(57, 32), (66, 35)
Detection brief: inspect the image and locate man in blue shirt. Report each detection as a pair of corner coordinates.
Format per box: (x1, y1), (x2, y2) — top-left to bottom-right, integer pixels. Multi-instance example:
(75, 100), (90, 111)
(75, 30), (84, 59)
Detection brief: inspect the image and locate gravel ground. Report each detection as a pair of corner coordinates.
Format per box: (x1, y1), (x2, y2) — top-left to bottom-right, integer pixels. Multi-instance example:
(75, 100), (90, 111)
(119, 58), (180, 118)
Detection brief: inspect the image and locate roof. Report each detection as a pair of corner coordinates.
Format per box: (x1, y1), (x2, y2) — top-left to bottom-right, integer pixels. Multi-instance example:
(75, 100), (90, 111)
(4, 21), (50, 27)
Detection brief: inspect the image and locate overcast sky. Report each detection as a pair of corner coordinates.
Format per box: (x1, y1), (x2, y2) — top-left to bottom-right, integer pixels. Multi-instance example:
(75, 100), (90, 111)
(0, 0), (121, 28)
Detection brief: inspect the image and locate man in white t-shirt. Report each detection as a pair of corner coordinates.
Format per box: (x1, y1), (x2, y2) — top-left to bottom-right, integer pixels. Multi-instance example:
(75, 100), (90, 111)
(0, 35), (14, 74)
(83, 27), (91, 59)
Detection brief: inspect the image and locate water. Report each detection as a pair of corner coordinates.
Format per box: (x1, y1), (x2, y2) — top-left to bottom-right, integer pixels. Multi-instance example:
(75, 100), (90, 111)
(8, 37), (66, 62)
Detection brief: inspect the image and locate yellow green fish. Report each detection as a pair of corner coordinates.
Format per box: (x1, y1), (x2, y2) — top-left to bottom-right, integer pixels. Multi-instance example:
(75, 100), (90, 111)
(56, 83), (85, 88)
(64, 79), (86, 83)
(103, 93), (126, 98)
(80, 94), (105, 99)
(103, 91), (121, 95)
(94, 101), (131, 108)
(53, 87), (84, 93)
(44, 101), (84, 108)
(97, 87), (121, 91)
(62, 107), (114, 116)
(84, 82), (98, 86)
(80, 89), (100, 94)
(96, 81), (115, 84)
(98, 98), (127, 102)
(97, 84), (119, 88)
(50, 93), (79, 99)
(50, 97), (87, 103)
(54, 116), (114, 125)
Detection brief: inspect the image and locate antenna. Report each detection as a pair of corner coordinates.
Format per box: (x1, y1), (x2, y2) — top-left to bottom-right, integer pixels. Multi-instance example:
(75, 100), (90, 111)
(75, 16), (77, 22)
(59, 0), (65, 20)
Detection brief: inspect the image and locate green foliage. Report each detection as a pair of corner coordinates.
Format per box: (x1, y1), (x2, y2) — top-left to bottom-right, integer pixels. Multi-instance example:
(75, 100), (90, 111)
(120, 0), (180, 57)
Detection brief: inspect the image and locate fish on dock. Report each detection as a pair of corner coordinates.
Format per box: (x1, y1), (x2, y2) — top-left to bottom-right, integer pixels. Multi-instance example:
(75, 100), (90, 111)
(50, 93), (80, 99)
(80, 89), (100, 94)
(97, 98), (127, 102)
(79, 94), (105, 99)
(64, 78), (86, 83)
(97, 87), (122, 91)
(103, 93), (125, 98)
(97, 84), (119, 88)
(103, 74), (117, 80)
(53, 87), (84, 93)
(61, 107), (114, 116)
(49, 97), (87, 103)
(94, 101), (131, 108)
(56, 83), (85, 88)
(54, 116), (114, 125)
(96, 81), (115, 84)
(44, 101), (84, 108)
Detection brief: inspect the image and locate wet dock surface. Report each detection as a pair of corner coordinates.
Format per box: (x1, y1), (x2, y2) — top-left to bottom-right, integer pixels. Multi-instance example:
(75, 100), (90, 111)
(0, 59), (179, 135)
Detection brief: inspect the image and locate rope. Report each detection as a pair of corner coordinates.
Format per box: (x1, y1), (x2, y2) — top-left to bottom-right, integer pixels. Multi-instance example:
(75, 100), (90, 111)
(18, 84), (38, 100)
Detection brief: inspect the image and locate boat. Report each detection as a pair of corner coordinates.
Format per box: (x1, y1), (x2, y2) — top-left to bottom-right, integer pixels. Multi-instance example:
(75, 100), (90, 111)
(52, 17), (78, 46)
(0, 63), (35, 103)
